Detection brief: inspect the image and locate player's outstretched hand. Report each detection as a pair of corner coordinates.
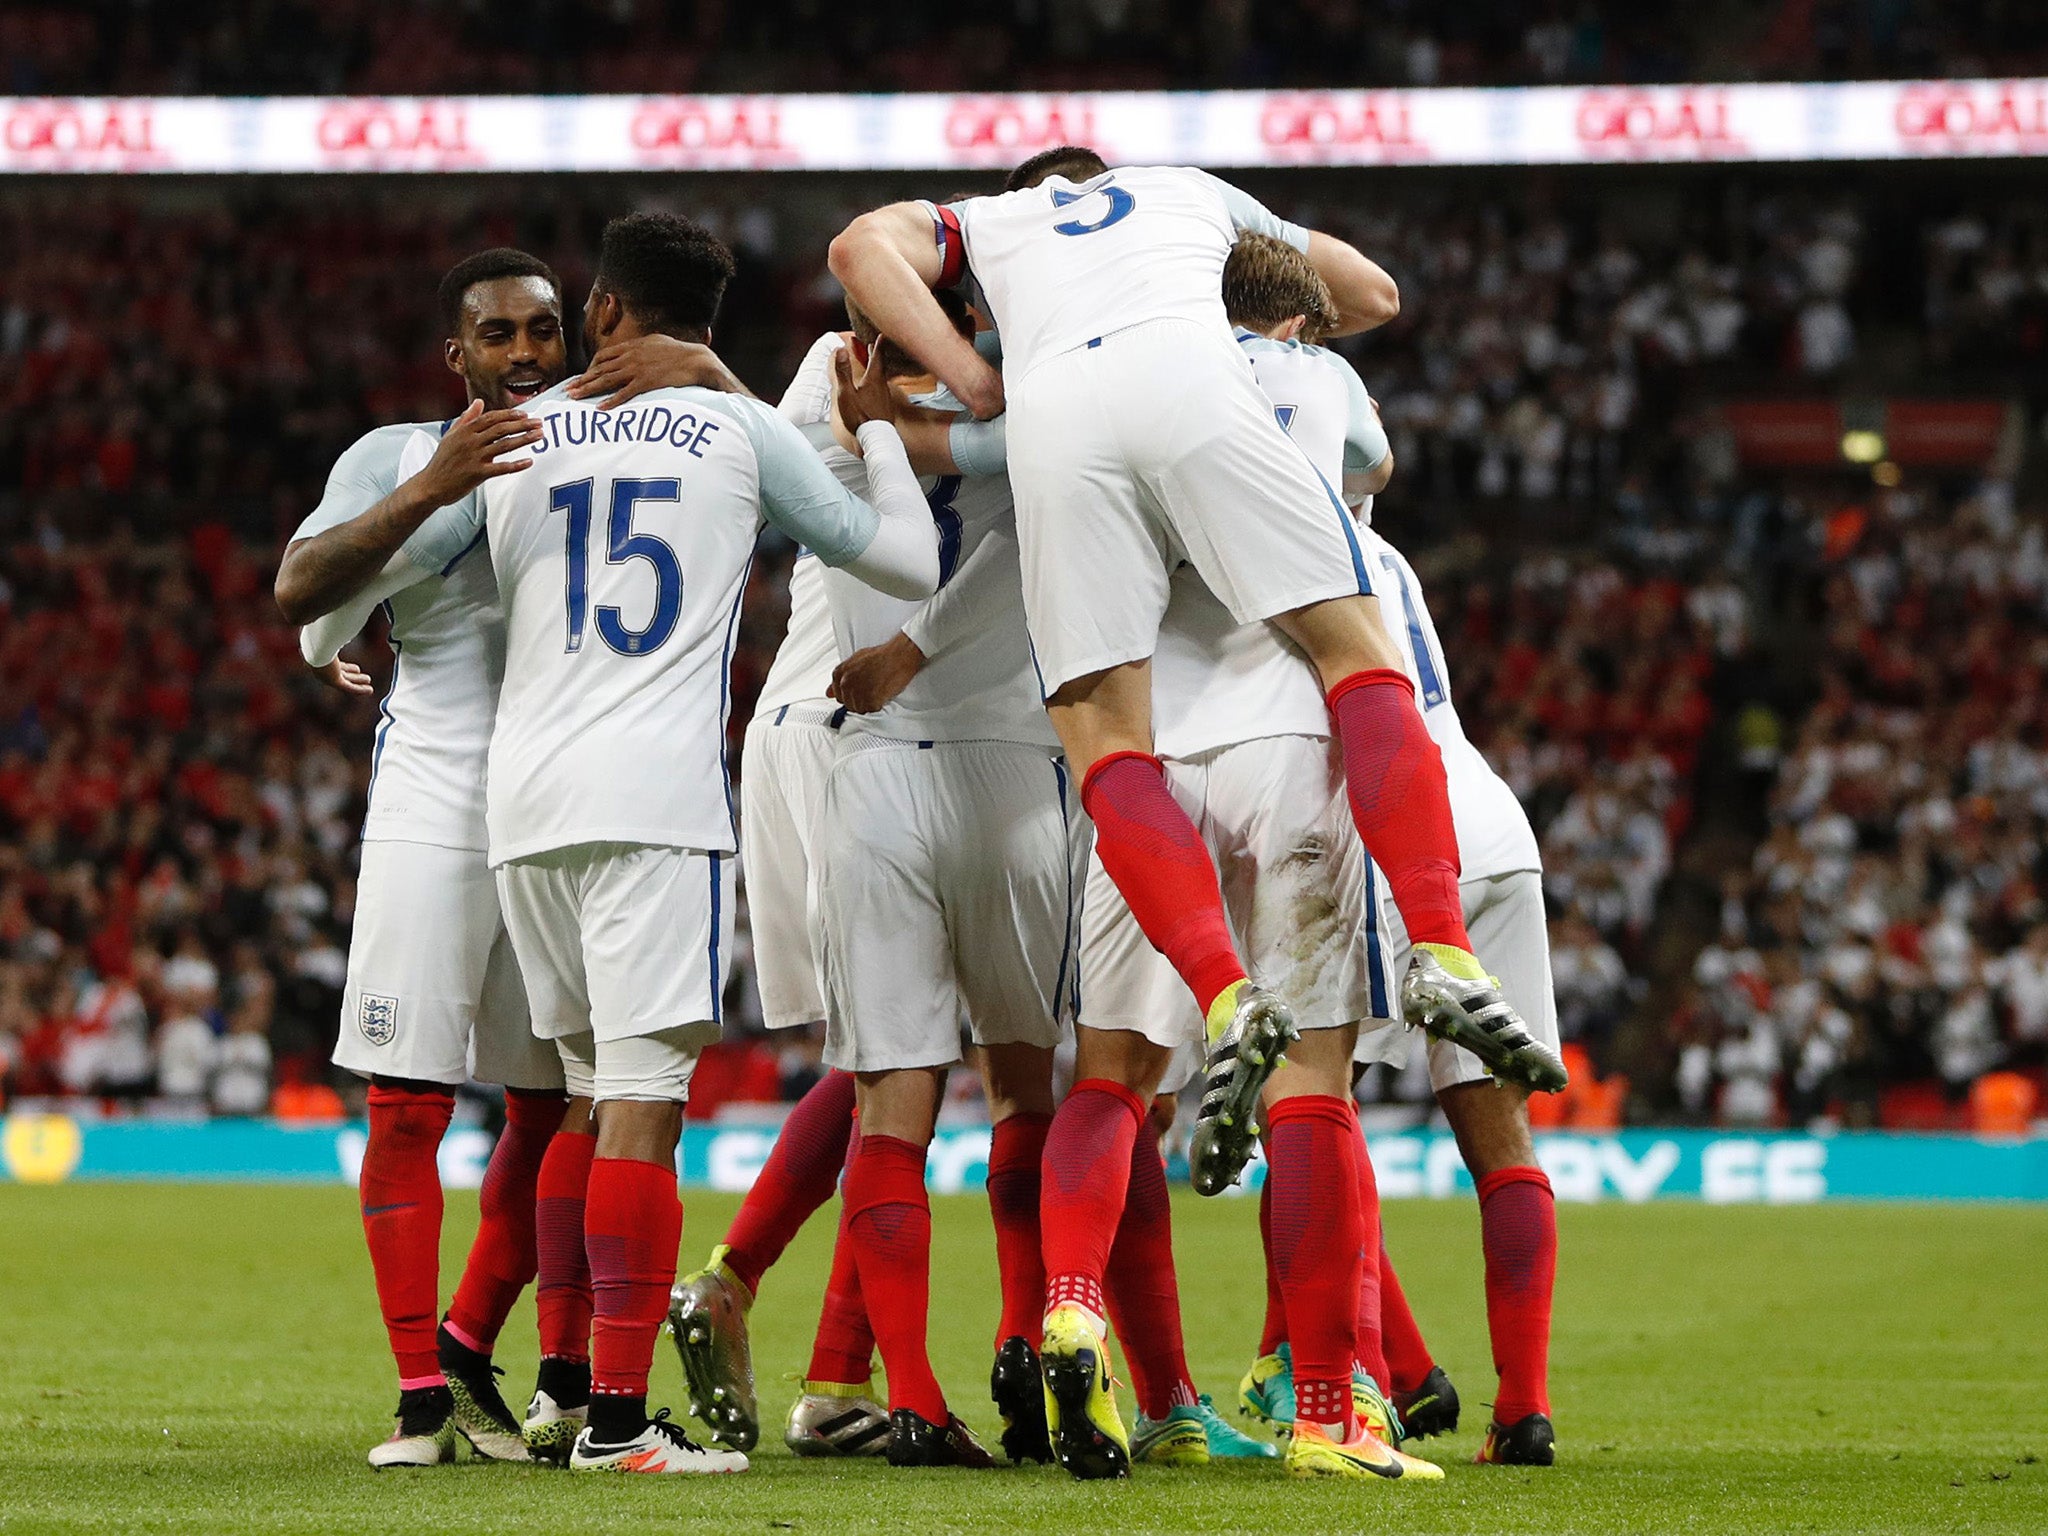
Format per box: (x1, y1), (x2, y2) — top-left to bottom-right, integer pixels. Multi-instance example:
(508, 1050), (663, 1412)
(313, 657), (374, 696)
(828, 633), (925, 713)
(832, 342), (899, 438)
(411, 399), (542, 505)
(568, 336), (754, 409)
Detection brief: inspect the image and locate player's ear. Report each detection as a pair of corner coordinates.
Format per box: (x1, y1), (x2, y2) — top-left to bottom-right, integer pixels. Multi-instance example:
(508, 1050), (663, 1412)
(443, 337), (464, 376)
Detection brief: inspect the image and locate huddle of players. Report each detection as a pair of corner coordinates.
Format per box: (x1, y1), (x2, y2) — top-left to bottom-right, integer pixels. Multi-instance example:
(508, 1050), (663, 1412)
(281, 145), (1567, 1483)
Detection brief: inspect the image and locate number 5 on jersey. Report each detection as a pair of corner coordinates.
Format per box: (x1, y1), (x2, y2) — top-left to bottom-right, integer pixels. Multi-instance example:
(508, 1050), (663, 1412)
(551, 478), (685, 656)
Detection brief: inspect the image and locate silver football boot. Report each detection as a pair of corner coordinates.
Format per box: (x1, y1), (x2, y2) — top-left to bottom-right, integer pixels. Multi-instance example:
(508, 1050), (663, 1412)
(669, 1244), (759, 1451)
(1401, 946), (1568, 1093)
(1189, 982), (1300, 1196)
(784, 1382), (893, 1457)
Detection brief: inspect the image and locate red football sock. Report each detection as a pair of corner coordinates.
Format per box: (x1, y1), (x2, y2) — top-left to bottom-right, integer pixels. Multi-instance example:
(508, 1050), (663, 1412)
(360, 1082), (454, 1388)
(987, 1111), (1051, 1350)
(1257, 1176), (1286, 1355)
(586, 1156), (684, 1400)
(843, 1134), (946, 1423)
(445, 1088), (566, 1355)
(1040, 1078), (1147, 1321)
(1082, 753), (1246, 1016)
(807, 1121), (876, 1385)
(1326, 670), (1471, 951)
(533, 1125), (596, 1363)
(1477, 1166), (1557, 1423)
(1103, 1127), (1197, 1420)
(1266, 1095), (1366, 1436)
(1377, 1229), (1436, 1395)
(1350, 1119), (1386, 1392)
(722, 1069), (856, 1298)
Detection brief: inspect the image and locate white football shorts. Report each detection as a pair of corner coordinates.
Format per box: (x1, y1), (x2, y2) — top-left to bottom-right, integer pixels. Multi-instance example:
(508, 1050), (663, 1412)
(495, 842), (732, 1086)
(1006, 317), (1373, 696)
(1373, 868), (1560, 1091)
(740, 703), (842, 1030)
(334, 838), (562, 1091)
(1079, 733), (1394, 1053)
(552, 1025), (709, 1104)
(816, 737), (1087, 1073)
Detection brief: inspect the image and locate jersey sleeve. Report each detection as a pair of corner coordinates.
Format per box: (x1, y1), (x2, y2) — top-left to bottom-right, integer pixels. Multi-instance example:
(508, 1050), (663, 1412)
(1340, 365), (1390, 475)
(290, 426), (404, 543)
(731, 395), (882, 565)
(390, 427), (488, 574)
(729, 395), (939, 599)
(1196, 170), (1311, 253)
(946, 415), (1008, 479)
(919, 198), (974, 289)
(778, 331), (845, 426)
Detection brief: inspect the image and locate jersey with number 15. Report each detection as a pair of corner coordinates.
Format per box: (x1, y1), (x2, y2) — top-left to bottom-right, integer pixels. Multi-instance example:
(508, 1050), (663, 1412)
(432, 383), (906, 867)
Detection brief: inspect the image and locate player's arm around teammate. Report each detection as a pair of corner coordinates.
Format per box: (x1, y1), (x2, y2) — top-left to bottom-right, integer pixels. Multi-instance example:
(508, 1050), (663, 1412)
(275, 254), (557, 626)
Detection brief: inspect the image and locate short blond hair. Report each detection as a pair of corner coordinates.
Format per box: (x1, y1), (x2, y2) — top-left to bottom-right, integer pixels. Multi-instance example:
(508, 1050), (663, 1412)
(1223, 234), (1337, 343)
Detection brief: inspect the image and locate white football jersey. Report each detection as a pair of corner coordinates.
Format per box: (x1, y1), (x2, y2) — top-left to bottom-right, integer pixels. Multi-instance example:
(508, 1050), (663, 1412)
(1358, 529), (1541, 881)
(1150, 334), (1383, 760)
(939, 166), (1309, 380)
(293, 421), (500, 853)
(753, 334), (848, 714)
(818, 390), (1054, 749)
(469, 382), (905, 865)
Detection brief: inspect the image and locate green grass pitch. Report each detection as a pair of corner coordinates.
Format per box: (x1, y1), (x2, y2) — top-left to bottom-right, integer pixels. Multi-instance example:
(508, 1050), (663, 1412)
(3, 1184), (2045, 1534)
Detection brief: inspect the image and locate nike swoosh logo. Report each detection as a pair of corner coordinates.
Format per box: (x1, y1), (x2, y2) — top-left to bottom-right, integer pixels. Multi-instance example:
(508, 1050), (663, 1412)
(361, 1202), (418, 1217)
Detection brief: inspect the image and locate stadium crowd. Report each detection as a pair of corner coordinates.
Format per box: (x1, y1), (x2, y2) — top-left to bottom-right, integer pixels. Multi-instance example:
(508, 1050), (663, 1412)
(0, 0), (2015, 94)
(1677, 478), (2048, 1128)
(0, 172), (2041, 1127)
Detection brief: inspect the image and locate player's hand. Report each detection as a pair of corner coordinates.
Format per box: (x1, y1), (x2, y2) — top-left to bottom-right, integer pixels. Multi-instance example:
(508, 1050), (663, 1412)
(828, 633), (925, 713)
(567, 335), (752, 408)
(832, 342), (900, 437)
(411, 399), (542, 505)
(313, 657), (374, 696)
(954, 358), (1005, 421)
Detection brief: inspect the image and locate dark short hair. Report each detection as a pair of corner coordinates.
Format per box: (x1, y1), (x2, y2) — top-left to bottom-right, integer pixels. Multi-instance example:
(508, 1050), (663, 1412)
(1006, 145), (1109, 192)
(1223, 234), (1338, 343)
(595, 212), (736, 338)
(844, 287), (974, 378)
(437, 248), (561, 332)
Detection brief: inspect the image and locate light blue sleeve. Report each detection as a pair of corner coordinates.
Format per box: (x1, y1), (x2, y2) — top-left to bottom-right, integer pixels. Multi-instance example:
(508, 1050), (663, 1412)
(288, 421), (483, 575)
(290, 424), (411, 542)
(725, 395), (882, 566)
(1196, 170), (1311, 252)
(947, 415), (1008, 478)
(1339, 361), (1389, 474)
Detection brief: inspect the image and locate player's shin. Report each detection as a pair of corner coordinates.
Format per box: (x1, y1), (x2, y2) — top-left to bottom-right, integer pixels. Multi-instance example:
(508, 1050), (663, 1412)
(447, 1087), (566, 1357)
(1324, 669), (1469, 953)
(584, 1154), (685, 1441)
(843, 1132), (948, 1425)
(1264, 1095), (1366, 1439)
(1079, 753), (1247, 1017)
(360, 1081), (456, 1388)
(1103, 1126), (1196, 1422)
(719, 1069), (857, 1296)
(1477, 1166), (1557, 1428)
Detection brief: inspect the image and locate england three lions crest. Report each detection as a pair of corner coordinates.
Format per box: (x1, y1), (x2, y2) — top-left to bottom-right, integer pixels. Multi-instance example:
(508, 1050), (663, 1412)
(358, 994), (400, 1046)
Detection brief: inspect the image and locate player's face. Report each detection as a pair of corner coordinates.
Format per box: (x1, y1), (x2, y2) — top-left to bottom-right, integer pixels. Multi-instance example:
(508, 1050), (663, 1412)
(448, 276), (567, 409)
